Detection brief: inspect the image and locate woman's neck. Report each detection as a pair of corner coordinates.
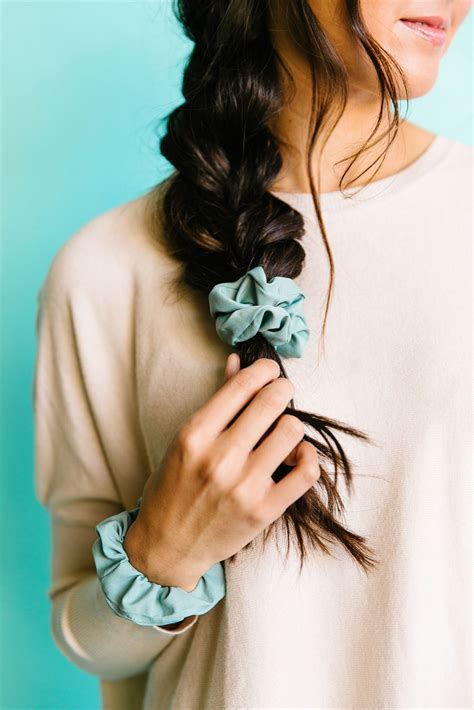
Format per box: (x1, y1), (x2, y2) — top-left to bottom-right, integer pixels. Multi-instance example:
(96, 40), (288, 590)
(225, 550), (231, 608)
(267, 53), (436, 196)
(269, 94), (436, 195)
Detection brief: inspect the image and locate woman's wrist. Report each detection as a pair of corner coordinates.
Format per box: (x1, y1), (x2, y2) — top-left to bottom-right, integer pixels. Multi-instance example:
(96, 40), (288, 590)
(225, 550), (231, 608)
(123, 518), (203, 593)
(93, 506), (226, 627)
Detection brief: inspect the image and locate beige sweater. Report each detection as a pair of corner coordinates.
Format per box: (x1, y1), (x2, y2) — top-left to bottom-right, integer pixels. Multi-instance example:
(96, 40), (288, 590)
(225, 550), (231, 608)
(33, 133), (472, 709)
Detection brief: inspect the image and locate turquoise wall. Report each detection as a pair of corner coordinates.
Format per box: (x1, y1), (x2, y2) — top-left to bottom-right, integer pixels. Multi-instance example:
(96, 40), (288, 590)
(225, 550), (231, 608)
(1, 2), (472, 708)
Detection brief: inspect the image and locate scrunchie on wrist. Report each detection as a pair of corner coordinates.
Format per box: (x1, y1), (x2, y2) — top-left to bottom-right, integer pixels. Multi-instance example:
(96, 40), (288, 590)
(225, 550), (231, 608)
(91, 498), (226, 627)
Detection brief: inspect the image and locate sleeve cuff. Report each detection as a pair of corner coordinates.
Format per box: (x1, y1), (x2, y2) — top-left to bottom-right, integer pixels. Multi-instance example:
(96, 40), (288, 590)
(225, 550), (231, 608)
(152, 614), (199, 635)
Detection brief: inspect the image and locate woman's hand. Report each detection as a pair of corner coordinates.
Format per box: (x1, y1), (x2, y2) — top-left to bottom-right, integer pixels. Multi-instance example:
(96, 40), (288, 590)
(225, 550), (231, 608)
(123, 355), (320, 592)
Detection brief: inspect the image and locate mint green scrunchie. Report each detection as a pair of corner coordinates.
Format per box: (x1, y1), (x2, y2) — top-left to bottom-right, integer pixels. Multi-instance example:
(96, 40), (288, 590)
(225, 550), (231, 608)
(208, 265), (310, 358)
(92, 498), (226, 627)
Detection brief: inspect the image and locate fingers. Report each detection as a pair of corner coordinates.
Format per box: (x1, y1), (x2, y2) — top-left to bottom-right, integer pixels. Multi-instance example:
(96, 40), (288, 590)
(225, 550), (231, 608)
(265, 440), (321, 513)
(282, 441), (300, 466)
(246, 412), (305, 477)
(222, 378), (296, 452)
(188, 356), (281, 442)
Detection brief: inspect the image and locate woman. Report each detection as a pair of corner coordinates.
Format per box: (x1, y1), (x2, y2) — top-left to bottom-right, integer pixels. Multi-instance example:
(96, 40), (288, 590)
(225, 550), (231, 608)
(33, 0), (472, 708)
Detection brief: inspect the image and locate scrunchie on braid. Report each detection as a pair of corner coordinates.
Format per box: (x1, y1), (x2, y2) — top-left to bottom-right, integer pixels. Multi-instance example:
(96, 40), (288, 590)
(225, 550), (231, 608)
(209, 266), (310, 358)
(155, 0), (377, 571)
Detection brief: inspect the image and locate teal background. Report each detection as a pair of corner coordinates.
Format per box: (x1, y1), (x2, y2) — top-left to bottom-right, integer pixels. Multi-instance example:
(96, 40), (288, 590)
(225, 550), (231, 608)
(0, 1), (472, 708)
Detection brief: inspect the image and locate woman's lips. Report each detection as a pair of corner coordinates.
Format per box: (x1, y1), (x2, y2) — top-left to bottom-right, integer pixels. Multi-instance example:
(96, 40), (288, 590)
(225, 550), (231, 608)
(399, 17), (448, 47)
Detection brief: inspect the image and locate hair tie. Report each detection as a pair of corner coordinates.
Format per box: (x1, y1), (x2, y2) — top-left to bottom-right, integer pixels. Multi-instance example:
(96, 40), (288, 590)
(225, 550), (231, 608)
(92, 500), (226, 627)
(208, 265), (309, 358)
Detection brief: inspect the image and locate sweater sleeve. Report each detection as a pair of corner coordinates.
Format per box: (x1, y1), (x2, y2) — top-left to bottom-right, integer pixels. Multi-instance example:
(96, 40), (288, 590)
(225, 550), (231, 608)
(32, 237), (198, 682)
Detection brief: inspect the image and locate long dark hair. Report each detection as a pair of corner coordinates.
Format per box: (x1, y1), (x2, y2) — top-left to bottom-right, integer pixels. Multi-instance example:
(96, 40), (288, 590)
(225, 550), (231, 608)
(148, 0), (409, 572)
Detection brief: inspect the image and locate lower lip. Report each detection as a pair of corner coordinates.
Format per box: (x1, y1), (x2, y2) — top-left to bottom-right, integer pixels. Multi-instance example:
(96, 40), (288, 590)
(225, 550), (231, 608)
(399, 19), (447, 47)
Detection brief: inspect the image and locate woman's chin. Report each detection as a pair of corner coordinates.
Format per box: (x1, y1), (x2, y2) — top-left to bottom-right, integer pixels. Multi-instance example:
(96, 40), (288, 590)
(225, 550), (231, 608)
(400, 64), (440, 100)
(383, 46), (441, 99)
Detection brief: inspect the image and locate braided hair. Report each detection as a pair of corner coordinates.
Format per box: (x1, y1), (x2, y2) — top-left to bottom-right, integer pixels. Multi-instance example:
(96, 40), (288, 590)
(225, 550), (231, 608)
(149, 0), (408, 572)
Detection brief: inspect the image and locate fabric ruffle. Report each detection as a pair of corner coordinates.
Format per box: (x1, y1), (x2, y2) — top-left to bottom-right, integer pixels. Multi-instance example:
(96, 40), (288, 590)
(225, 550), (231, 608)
(92, 499), (226, 626)
(208, 265), (310, 358)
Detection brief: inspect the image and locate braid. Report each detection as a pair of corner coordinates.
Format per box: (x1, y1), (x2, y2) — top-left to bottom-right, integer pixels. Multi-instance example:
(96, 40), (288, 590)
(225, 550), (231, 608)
(154, 0), (380, 571)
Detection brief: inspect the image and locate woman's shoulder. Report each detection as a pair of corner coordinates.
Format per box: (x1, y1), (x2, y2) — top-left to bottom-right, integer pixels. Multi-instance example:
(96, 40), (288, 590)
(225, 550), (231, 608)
(406, 128), (473, 207)
(38, 184), (180, 311)
(438, 132), (473, 162)
(431, 132), (473, 181)
(434, 134), (473, 206)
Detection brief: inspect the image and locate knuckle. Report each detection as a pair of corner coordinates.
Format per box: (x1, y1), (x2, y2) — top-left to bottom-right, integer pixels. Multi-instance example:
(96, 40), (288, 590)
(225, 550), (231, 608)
(246, 508), (268, 526)
(227, 485), (247, 508)
(259, 379), (294, 411)
(199, 451), (233, 488)
(303, 440), (320, 466)
(279, 414), (305, 440)
(176, 422), (202, 457)
(259, 389), (284, 411)
(233, 368), (258, 393)
(228, 486), (266, 525)
(301, 460), (321, 486)
(273, 377), (294, 398)
(302, 468), (319, 487)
